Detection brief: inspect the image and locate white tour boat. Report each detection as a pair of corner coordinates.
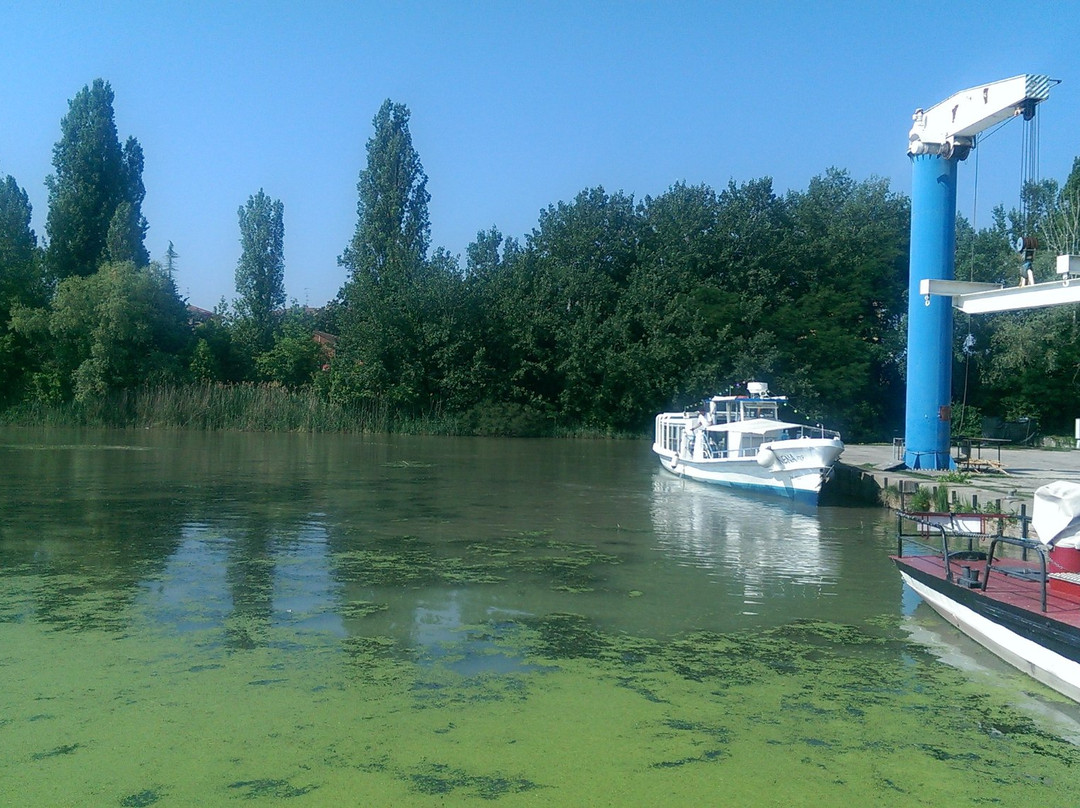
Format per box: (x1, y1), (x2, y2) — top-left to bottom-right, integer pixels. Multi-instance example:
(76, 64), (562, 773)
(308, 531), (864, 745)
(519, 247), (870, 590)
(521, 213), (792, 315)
(652, 382), (844, 503)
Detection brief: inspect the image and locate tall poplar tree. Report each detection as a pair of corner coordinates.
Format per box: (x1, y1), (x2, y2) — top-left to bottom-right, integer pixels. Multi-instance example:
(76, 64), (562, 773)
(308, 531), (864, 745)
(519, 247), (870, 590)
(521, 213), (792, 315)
(45, 79), (149, 281)
(0, 175), (41, 308)
(340, 99), (430, 287)
(334, 100), (433, 408)
(0, 174), (45, 402)
(234, 189), (285, 352)
(164, 241), (179, 279)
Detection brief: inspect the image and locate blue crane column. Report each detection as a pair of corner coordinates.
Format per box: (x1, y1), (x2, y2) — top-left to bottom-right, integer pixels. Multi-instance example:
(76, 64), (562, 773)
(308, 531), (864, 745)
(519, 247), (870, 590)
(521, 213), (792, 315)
(904, 152), (957, 470)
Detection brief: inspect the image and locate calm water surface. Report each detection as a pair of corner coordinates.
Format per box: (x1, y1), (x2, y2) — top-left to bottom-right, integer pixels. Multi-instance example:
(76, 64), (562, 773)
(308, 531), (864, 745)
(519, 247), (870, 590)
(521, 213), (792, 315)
(2, 428), (1079, 806)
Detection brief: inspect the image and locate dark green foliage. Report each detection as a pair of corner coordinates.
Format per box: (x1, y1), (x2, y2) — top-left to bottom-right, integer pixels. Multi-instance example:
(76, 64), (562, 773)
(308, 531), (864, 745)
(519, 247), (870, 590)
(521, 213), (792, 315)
(164, 241), (178, 278)
(459, 401), (552, 437)
(105, 200), (144, 265)
(775, 170), (910, 436)
(45, 79), (148, 280)
(334, 99), (448, 411)
(520, 188), (641, 426)
(0, 174), (46, 404)
(342, 99), (430, 277)
(454, 173), (910, 439)
(189, 312), (249, 384)
(255, 312), (324, 390)
(0, 175), (41, 307)
(234, 189), (285, 354)
(10, 261), (191, 402)
(951, 402), (983, 439)
(953, 158), (1080, 436)
(189, 338), (218, 383)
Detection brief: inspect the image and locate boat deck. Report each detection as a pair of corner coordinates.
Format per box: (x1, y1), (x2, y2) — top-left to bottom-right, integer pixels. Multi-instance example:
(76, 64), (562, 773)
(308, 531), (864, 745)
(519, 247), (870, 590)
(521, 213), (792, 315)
(896, 552), (1080, 630)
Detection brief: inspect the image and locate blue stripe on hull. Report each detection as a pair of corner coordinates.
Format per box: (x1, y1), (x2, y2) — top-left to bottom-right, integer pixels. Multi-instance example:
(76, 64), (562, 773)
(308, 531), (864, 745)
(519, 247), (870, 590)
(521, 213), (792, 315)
(661, 466), (820, 505)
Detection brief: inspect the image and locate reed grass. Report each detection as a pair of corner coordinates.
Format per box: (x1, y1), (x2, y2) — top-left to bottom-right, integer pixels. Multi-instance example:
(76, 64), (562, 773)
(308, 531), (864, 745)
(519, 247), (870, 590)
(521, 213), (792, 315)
(0, 384), (640, 438)
(1, 384), (372, 433)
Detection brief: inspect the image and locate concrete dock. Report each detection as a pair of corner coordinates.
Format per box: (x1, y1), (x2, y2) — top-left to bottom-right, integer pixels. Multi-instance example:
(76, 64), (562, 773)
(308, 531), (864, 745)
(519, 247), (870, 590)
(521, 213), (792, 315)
(833, 443), (1080, 517)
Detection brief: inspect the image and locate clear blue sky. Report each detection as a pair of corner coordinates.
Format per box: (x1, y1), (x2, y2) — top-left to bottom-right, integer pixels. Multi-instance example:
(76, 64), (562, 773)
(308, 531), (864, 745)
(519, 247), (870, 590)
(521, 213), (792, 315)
(2, 1), (1078, 309)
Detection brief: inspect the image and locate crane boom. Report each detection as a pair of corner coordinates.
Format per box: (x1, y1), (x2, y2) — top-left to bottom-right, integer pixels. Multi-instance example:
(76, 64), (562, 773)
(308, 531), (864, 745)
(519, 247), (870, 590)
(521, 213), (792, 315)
(908, 74), (1052, 159)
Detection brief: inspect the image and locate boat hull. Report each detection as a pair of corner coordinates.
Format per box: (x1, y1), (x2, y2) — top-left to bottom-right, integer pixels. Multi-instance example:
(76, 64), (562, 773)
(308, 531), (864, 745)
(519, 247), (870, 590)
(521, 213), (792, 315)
(653, 439), (843, 504)
(896, 560), (1080, 702)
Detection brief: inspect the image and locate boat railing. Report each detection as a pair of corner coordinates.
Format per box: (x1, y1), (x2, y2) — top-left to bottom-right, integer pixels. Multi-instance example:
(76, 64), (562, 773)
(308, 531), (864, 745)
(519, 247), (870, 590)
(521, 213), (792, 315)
(897, 512), (1050, 613)
(897, 510), (1010, 541)
(985, 534), (1049, 612)
(785, 425), (842, 441)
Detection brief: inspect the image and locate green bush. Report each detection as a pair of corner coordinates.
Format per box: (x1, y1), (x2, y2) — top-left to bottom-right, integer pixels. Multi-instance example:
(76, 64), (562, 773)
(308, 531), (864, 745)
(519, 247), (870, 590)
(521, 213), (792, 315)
(461, 401), (553, 437)
(906, 487), (932, 512)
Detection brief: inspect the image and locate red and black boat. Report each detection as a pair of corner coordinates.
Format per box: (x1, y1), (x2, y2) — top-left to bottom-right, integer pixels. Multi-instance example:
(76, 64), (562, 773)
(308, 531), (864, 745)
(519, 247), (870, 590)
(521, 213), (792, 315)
(892, 481), (1080, 702)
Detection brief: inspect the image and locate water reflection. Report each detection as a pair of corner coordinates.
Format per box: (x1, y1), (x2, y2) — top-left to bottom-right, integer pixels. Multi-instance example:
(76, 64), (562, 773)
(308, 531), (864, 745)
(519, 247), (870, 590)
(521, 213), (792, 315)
(650, 472), (840, 613)
(410, 593), (540, 675)
(0, 440), (187, 632)
(135, 520), (345, 647)
(0, 429), (885, 651)
(902, 606), (1080, 740)
(136, 526), (231, 633)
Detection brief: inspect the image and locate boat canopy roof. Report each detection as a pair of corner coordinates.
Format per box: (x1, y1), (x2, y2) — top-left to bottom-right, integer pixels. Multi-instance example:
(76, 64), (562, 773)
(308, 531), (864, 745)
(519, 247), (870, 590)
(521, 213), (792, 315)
(1033, 480), (1080, 548)
(709, 393), (788, 403)
(704, 418), (802, 435)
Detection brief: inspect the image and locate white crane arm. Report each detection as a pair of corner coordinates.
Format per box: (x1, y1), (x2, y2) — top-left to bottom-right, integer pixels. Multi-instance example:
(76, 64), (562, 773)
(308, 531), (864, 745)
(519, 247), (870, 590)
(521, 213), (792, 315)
(908, 74), (1052, 159)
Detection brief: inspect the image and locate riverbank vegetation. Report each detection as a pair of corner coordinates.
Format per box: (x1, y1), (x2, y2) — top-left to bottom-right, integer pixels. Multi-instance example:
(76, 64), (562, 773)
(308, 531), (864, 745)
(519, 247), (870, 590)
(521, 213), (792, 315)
(2, 80), (1079, 440)
(0, 383), (612, 438)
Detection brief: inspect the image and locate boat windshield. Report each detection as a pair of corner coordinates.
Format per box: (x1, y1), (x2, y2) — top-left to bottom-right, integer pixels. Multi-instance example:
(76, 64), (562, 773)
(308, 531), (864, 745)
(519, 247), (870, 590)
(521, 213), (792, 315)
(741, 402), (778, 419)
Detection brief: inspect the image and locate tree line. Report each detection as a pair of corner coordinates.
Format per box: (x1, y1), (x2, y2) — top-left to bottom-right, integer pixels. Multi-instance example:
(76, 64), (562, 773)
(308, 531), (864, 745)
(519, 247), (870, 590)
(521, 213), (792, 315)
(1, 79), (1078, 441)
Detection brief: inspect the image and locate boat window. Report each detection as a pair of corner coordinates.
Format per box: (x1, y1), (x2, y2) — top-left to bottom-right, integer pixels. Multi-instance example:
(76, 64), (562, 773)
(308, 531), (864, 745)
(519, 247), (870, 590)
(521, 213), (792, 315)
(661, 421), (684, 451)
(743, 403), (777, 419)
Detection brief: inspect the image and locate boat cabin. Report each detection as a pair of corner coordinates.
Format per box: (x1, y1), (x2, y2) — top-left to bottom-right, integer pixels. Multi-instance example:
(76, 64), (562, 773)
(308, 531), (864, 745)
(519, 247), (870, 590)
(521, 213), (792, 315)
(657, 412), (803, 461)
(654, 381), (842, 464)
(706, 393), (784, 426)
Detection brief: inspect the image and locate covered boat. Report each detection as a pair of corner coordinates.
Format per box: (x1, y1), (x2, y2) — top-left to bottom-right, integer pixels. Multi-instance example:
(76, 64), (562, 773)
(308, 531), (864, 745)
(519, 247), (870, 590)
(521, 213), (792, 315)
(652, 382), (844, 504)
(893, 480), (1080, 702)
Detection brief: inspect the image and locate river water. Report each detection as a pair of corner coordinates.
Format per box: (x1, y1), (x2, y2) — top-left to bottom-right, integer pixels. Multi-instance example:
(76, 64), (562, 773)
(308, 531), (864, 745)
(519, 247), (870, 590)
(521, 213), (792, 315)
(1, 428), (1079, 805)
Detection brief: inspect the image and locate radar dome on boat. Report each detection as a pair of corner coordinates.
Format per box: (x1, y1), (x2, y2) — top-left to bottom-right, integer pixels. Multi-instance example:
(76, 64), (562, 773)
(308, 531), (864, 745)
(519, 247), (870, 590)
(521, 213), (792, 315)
(747, 382), (769, 397)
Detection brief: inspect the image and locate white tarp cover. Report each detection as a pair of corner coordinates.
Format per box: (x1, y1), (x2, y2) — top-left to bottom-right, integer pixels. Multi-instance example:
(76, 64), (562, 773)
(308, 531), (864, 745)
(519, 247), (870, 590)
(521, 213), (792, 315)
(704, 418), (802, 435)
(1032, 481), (1080, 548)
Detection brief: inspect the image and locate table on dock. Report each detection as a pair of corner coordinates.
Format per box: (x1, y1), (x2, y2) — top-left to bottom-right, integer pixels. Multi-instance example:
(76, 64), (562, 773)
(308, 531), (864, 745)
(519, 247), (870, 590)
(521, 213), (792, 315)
(954, 437), (1011, 474)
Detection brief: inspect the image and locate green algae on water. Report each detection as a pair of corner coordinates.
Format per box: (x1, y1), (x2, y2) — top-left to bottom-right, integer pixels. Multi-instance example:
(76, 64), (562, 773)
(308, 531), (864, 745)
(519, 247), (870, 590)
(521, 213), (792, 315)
(4, 605), (1080, 806)
(331, 530), (622, 592)
(4, 519), (1080, 808)
(119, 787), (163, 807)
(340, 600), (389, 619)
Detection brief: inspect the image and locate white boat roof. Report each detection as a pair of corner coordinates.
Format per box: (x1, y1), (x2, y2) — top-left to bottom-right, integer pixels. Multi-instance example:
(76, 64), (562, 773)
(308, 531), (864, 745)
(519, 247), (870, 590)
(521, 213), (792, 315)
(710, 394), (787, 403)
(704, 418), (803, 435)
